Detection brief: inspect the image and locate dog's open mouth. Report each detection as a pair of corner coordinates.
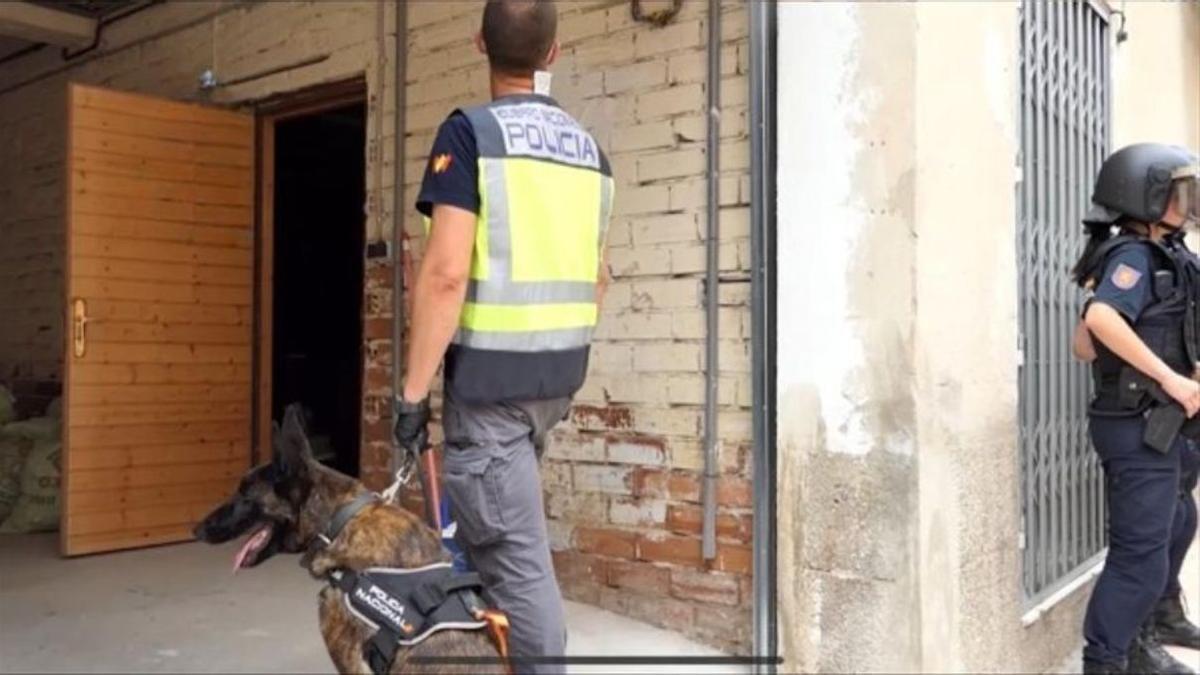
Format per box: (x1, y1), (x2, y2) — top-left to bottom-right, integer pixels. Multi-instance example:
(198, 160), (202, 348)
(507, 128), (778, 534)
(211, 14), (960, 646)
(232, 523), (274, 572)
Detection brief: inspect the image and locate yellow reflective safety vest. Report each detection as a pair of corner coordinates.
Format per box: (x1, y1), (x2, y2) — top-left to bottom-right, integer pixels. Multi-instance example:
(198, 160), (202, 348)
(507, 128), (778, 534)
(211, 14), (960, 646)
(444, 95), (614, 403)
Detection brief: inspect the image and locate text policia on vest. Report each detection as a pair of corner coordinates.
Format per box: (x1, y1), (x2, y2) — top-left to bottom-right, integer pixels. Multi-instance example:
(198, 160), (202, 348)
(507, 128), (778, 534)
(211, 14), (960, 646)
(355, 582), (415, 634)
(490, 103), (600, 170)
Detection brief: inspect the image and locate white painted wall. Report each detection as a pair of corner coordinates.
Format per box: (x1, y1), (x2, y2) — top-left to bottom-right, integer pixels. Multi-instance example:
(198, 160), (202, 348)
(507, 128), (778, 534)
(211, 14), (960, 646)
(1111, 2), (1200, 151)
(775, 4), (872, 458)
(770, 1), (1196, 671)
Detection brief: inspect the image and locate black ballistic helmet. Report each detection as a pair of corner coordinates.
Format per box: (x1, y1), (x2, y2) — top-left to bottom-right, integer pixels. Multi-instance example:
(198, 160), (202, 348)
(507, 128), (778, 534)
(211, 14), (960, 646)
(1084, 143), (1199, 226)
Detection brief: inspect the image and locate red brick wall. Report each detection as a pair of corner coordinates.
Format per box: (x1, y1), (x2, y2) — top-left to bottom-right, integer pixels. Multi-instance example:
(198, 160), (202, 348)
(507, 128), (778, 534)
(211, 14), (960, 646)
(360, 256), (397, 491)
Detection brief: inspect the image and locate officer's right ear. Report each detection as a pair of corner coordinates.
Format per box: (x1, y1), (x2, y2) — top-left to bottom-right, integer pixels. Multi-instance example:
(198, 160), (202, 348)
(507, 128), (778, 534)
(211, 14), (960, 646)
(543, 40), (560, 68)
(474, 31), (487, 56)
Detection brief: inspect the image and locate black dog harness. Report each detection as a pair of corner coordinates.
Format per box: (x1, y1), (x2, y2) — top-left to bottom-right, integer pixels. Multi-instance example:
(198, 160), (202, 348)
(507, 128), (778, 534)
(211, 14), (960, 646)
(312, 493), (499, 675)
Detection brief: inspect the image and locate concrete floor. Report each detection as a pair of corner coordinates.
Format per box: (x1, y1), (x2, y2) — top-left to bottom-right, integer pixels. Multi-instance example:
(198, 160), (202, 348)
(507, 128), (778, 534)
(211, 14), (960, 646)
(0, 533), (742, 674)
(4, 532), (1196, 673)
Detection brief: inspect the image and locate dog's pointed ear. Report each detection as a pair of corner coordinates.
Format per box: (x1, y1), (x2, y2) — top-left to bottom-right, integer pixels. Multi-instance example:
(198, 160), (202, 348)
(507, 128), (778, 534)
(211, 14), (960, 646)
(270, 420), (285, 465)
(276, 404), (314, 477)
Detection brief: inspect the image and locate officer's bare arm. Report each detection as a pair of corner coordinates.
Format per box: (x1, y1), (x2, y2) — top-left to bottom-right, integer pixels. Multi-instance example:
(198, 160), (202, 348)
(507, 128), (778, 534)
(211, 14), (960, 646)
(1073, 319), (1097, 362)
(402, 204), (477, 402)
(1085, 302), (1200, 415)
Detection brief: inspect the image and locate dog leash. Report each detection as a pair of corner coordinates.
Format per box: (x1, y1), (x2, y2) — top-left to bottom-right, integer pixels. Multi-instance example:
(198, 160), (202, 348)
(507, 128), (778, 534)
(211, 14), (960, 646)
(381, 229), (420, 507)
(379, 447), (417, 504)
(378, 462), (413, 504)
(381, 428), (444, 536)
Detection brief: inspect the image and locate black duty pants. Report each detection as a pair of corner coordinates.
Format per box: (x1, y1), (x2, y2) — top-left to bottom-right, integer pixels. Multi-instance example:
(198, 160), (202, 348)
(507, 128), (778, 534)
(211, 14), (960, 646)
(1083, 415), (1184, 666)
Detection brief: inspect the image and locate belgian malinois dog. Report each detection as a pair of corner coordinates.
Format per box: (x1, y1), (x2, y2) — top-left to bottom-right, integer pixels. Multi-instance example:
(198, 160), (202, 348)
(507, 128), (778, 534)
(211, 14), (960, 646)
(193, 406), (500, 674)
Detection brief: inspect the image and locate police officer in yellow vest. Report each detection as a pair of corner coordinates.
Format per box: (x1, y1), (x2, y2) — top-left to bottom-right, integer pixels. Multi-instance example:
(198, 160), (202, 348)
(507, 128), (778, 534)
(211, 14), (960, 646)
(392, 1), (612, 671)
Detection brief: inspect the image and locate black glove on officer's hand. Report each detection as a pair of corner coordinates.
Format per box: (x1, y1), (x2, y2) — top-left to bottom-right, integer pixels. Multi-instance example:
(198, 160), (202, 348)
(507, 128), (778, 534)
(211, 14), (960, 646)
(393, 396), (432, 454)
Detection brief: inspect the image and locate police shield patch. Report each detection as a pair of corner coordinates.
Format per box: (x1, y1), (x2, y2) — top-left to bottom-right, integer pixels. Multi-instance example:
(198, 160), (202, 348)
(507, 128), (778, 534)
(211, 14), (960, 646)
(1111, 263), (1142, 290)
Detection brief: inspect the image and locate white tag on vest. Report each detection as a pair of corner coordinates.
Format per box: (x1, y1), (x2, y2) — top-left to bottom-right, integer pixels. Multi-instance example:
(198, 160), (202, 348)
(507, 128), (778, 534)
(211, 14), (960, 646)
(534, 70), (553, 96)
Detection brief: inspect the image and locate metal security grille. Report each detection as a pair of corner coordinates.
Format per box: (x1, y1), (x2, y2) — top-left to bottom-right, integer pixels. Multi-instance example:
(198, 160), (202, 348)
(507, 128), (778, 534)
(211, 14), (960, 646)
(1017, 0), (1111, 604)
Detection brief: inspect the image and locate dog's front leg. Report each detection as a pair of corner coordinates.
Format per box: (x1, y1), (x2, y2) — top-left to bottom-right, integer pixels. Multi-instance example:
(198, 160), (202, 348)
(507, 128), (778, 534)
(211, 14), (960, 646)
(318, 586), (373, 675)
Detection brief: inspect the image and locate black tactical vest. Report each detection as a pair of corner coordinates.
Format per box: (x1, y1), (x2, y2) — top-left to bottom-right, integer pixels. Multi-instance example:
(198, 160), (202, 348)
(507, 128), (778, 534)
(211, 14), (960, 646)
(1084, 235), (1200, 412)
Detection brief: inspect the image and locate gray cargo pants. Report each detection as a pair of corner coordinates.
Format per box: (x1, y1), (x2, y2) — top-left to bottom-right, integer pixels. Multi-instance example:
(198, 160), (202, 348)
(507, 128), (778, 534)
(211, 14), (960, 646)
(441, 393), (571, 675)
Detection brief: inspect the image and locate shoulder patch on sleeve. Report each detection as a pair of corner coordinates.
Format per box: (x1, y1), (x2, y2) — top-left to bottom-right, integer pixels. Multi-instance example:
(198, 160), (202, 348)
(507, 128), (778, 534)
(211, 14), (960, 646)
(1111, 263), (1143, 290)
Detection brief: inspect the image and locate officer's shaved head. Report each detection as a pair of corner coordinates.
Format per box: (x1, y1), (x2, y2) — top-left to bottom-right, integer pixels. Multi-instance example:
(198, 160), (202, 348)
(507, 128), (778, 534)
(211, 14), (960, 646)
(481, 0), (557, 76)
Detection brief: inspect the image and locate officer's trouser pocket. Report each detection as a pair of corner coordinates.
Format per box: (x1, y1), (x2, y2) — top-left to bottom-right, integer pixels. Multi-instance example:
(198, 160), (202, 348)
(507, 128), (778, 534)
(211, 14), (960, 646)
(443, 452), (506, 548)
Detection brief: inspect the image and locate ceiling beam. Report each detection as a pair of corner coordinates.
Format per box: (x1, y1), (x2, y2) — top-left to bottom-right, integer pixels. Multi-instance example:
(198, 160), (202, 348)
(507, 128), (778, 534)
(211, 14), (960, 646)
(0, 2), (96, 48)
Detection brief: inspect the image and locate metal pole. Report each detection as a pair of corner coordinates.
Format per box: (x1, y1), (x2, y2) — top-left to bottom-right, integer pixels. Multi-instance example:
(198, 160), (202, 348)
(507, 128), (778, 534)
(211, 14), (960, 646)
(749, 0), (777, 670)
(391, 0), (408, 469)
(701, 0), (722, 563)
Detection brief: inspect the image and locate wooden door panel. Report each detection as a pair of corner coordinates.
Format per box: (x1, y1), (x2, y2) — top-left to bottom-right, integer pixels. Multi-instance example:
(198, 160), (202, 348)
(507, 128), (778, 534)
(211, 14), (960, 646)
(72, 214), (253, 248)
(72, 149), (253, 187)
(73, 260), (250, 289)
(70, 362), (252, 386)
(68, 420), (248, 449)
(72, 127), (253, 168)
(72, 192), (252, 226)
(67, 441), (246, 471)
(73, 235), (252, 265)
(69, 525), (197, 556)
(67, 479), (239, 513)
(63, 83), (254, 556)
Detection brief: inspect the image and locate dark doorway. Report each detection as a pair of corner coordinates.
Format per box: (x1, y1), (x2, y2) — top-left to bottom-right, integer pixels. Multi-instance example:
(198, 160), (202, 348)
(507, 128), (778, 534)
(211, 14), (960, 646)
(270, 102), (366, 477)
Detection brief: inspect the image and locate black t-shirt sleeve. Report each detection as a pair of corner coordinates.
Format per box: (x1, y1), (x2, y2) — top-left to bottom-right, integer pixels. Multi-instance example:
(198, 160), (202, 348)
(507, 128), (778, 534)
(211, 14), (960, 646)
(1090, 246), (1155, 323)
(416, 113), (479, 218)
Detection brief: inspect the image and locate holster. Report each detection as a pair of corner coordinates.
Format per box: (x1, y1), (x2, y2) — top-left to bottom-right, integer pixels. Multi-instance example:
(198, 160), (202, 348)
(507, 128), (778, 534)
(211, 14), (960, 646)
(1118, 367), (1200, 454)
(1117, 367), (1151, 410)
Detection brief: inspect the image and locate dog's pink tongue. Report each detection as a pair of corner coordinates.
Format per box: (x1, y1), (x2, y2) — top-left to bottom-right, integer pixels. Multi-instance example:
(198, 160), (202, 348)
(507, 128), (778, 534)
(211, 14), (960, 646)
(231, 525), (270, 573)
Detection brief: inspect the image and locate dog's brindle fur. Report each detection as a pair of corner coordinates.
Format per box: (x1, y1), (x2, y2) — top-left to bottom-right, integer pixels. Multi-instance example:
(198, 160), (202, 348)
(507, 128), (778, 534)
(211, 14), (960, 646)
(194, 410), (498, 674)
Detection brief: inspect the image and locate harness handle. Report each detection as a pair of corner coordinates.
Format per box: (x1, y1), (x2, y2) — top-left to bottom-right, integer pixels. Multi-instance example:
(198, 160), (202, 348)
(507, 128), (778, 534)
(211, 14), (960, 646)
(475, 608), (511, 665)
(411, 573), (484, 615)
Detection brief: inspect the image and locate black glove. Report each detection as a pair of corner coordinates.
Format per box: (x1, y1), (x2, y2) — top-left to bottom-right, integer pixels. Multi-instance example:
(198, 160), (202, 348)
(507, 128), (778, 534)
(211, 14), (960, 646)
(393, 396), (431, 454)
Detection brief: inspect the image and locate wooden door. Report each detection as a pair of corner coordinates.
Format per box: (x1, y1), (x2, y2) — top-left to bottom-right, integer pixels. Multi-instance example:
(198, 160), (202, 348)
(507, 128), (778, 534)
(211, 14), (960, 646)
(63, 84), (255, 556)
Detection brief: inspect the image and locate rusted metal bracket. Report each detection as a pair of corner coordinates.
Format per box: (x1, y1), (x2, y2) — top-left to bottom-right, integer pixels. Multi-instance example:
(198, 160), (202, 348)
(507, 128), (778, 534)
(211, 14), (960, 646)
(631, 0), (683, 27)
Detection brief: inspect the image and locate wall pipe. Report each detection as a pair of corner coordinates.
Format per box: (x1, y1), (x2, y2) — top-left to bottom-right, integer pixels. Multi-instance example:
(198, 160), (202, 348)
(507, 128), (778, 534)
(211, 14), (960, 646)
(0, 43), (45, 67)
(203, 54), (329, 90)
(391, 0), (408, 466)
(749, 0), (778, 671)
(0, 2), (254, 98)
(61, 0), (164, 61)
(700, 0), (722, 562)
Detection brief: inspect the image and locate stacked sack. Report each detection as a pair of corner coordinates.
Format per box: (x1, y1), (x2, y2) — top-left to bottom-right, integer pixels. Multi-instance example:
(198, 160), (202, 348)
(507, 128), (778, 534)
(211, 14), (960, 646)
(0, 387), (62, 534)
(0, 385), (20, 521)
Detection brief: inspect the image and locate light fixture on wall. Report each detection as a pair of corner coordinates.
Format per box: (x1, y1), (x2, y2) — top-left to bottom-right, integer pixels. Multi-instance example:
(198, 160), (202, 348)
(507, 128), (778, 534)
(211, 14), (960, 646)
(1113, 0), (1129, 44)
(198, 68), (217, 90)
(631, 0), (683, 27)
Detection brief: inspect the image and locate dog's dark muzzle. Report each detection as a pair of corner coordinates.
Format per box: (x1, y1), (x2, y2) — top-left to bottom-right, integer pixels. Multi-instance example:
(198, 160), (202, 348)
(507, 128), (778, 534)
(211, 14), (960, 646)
(194, 500), (261, 543)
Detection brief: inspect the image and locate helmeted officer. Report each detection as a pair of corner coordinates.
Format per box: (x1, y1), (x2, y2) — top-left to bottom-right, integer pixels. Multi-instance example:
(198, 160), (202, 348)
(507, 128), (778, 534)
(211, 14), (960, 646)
(391, 1), (613, 673)
(1072, 143), (1200, 674)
